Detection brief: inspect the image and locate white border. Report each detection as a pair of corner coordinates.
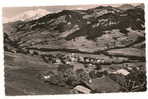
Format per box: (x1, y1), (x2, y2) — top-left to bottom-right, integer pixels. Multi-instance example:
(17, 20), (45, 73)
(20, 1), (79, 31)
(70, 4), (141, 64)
(0, 0), (147, 7)
(0, 0), (148, 99)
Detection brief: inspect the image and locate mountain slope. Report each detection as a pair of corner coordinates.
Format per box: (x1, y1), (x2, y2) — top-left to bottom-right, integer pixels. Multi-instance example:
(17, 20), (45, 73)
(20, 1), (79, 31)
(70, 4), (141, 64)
(3, 5), (145, 53)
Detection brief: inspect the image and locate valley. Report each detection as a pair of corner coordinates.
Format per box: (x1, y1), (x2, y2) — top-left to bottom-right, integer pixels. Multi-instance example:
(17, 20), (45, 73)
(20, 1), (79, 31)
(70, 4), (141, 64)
(3, 3), (146, 95)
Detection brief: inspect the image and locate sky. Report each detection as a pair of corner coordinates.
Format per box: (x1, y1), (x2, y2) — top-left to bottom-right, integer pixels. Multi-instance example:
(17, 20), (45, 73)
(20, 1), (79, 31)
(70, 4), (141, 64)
(3, 3), (141, 18)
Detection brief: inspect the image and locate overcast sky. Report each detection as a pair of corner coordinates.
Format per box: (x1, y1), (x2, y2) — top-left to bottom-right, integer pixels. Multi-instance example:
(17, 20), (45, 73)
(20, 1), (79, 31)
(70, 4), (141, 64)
(3, 3), (141, 18)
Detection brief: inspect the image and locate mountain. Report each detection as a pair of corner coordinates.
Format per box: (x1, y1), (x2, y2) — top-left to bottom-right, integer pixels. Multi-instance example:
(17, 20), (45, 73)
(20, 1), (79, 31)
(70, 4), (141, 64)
(118, 4), (134, 10)
(3, 9), (50, 23)
(118, 4), (144, 11)
(3, 5), (145, 54)
(3, 5), (146, 95)
(136, 4), (144, 9)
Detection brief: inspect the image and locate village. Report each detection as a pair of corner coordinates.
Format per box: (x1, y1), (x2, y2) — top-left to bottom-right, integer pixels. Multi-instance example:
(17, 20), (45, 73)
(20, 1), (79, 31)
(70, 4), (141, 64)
(35, 51), (146, 94)
(4, 45), (146, 94)
(3, 3), (146, 95)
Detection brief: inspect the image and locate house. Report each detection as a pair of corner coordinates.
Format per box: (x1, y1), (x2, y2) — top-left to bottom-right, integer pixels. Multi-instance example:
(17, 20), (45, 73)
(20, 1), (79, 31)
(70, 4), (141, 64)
(54, 58), (62, 64)
(43, 75), (51, 80)
(71, 85), (91, 94)
(88, 76), (122, 93)
(112, 69), (130, 76)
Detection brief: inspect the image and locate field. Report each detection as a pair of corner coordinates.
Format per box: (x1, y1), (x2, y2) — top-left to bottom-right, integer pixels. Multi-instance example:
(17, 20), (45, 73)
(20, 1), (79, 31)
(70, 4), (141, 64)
(4, 52), (71, 95)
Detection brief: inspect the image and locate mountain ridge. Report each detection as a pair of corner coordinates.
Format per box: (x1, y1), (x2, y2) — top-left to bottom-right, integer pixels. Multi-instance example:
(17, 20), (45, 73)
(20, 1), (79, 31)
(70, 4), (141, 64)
(3, 4), (145, 54)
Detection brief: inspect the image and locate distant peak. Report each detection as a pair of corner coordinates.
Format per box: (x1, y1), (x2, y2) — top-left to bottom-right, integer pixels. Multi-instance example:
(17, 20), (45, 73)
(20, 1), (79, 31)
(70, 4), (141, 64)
(118, 4), (134, 10)
(3, 9), (50, 23)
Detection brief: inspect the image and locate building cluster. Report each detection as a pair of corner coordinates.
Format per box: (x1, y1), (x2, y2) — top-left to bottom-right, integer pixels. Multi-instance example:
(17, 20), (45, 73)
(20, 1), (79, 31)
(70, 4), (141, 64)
(41, 53), (105, 65)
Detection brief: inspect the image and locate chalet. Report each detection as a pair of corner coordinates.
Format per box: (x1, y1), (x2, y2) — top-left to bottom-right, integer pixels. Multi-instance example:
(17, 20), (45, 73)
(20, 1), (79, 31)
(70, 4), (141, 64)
(54, 58), (62, 64)
(71, 85), (91, 94)
(88, 76), (122, 93)
(43, 75), (51, 80)
(96, 59), (101, 63)
(112, 69), (130, 76)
